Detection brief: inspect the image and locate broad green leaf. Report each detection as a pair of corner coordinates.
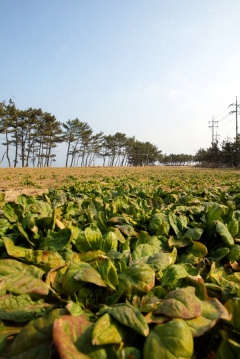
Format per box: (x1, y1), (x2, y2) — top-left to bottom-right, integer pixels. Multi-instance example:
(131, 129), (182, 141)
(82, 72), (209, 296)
(79, 250), (105, 263)
(25, 249), (65, 271)
(215, 330), (240, 359)
(161, 264), (188, 289)
(228, 219), (239, 237)
(8, 308), (68, 359)
(76, 224), (103, 252)
(97, 256), (119, 290)
(16, 194), (36, 210)
(183, 227), (203, 241)
(186, 297), (231, 337)
(0, 218), (11, 236)
(136, 231), (162, 250)
(131, 293), (161, 313)
(0, 320), (22, 355)
(146, 249), (177, 272)
(149, 213), (169, 234)
(0, 259), (45, 279)
(53, 314), (92, 359)
(17, 222), (35, 246)
(206, 204), (223, 224)
(210, 247), (230, 261)
(115, 224), (136, 237)
(62, 262), (106, 294)
(186, 241), (208, 258)
(119, 263), (155, 299)
(225, 297), (240, 332)
(66, 301), (83, 316)
(100, 303), (149, 336)
(3, 237), (33, 259)
(143, 319), (194, 359)
(75, 323), (117, 358)
(227, 244), (240, 262)
(40, 228), (72, 250)
(0, 273), (49, 296)
(132, 244), (154, 260)
(0, 293), (53, 322)
(216, 220), (234, 247)
(92, 313), (125, 345)
(22, 214), (38, 233)
(154, 287), (202, 319)
(3, 202), (23, 223)
(102, 231), (118, 252)
(31, 200), (52, 217)
(168, 236), (189, 248)
(169, 212), (185, 238)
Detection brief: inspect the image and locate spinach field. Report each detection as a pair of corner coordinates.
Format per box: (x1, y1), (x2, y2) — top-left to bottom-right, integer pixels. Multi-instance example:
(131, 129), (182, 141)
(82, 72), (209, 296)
(0, 167), (240, 358)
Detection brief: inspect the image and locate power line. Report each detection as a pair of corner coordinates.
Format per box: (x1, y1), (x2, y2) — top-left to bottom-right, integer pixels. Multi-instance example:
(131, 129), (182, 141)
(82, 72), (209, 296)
(218, 117), (235, 127)
(214, 107), (229, 119)
(217, 112), (233, 123)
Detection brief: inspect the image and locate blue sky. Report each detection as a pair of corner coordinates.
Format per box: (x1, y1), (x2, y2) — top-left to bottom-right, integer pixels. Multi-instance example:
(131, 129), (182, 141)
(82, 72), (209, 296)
(1, 0), (240, 166)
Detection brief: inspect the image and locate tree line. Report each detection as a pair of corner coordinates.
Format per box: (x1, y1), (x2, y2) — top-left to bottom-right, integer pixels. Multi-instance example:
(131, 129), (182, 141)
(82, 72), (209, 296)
(194, 139), (240, 167)
(0, 100), (165, 167)
(2, 99), (237, 168)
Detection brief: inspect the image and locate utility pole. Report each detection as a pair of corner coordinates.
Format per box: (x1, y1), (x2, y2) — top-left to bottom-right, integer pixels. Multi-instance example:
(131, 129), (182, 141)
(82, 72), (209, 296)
(229, 96), (240, 144)
(208, 116), (218, 145)
(229, 96), (240, 166)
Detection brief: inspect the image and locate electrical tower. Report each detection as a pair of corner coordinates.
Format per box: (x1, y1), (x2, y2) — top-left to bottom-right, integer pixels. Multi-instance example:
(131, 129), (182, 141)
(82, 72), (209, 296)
(229, 96), (240, 143)
(208, 116), (218, 145)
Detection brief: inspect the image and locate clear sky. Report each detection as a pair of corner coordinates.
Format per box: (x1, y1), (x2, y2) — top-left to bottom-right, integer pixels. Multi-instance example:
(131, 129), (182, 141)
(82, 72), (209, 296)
(1, 0), (240, 166)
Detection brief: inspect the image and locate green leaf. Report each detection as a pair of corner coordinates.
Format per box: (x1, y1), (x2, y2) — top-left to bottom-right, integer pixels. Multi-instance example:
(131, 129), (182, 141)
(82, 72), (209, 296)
(0, 273), (49, 296)
(8, 308), (68, 359)
(149, 213), (169, 234)
(0, 294), (53, 322)
(143, 319), (194, 359)
(3, 202), (23, 223)
(186, 241), (208, 258)
(210, 247), (230, 261)
(216, 220), (234, 247)
(53, 314), (92, 359)
(25, 249), (65, 271)
(102, 231), (118, 252)
(76, 224), (103, 252)
(227, 219), (239, 237)
(100, 303), (149, 336)
(169, 213), (186, 238)
(183, 227), (203, 241)
(97, 256), (119, 290)
(62, 262), (106, 294)
(146, 249), (177, 272)
(154, 287), (202, 319)
(40, 228), (72, 250)
(92, 313), (125, 345)
(186, 297), (231, 337)
(161, 264), (188, 289)
(3, 237), (33, 259)
(0, 259), (45, 279)
(225, 297), (240, 332)
(119, 263), (155, 299)
(215, 330), (240, 359)
(132, 244), (154, 260)
(0, 218), (11, 236)
(227, 244), (240, 262)
(0, 321), (22, 355)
